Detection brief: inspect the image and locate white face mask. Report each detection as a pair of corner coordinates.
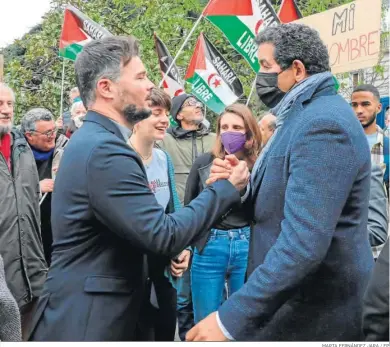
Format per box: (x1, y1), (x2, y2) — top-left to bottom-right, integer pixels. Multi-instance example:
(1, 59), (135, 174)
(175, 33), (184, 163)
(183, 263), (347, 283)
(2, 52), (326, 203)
(74, 116), (84, 128)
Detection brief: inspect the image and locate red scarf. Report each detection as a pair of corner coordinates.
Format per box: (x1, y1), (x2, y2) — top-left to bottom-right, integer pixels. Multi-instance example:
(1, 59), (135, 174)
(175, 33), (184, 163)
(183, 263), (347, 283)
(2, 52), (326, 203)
(0, 133), (11, 171)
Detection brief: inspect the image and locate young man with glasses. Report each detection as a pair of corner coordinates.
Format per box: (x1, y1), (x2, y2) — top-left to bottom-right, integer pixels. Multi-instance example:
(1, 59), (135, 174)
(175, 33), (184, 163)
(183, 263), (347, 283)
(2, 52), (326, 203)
(157, 94), (216, 340)
(21, 108), (68, 265)
(0, 84), (47, 340)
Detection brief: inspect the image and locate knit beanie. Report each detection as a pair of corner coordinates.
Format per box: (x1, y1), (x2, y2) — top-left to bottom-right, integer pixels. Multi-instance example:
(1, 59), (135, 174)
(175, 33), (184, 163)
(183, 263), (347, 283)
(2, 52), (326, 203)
(170, 93), (191, 121)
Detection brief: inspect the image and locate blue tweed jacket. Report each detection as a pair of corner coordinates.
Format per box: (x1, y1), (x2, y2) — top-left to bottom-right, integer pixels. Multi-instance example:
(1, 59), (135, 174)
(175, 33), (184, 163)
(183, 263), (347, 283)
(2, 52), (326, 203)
(218, 76), (374, 341)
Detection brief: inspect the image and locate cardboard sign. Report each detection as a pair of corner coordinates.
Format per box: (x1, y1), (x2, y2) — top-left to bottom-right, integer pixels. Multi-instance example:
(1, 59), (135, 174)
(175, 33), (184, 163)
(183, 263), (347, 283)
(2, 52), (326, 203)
(295, 0), (382, 74)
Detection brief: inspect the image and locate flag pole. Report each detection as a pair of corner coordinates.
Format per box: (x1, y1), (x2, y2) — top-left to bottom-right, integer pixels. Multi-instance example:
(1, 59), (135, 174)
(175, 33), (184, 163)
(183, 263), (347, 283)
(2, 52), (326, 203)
(246, 78), (256, 106)
(59, 59), (66, 117)
(158, 11), (204, 88)
(39, 193), (48, 206)
(202, 104), (210, 129)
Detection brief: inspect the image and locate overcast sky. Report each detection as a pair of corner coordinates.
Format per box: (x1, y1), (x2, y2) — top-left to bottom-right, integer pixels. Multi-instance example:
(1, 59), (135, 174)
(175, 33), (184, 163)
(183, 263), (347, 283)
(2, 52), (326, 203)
(0, 0), (52, 48)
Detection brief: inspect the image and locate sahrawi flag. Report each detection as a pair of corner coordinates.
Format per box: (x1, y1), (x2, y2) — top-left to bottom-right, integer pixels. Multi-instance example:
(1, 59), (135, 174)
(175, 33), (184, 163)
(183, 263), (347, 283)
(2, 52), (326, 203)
(59, 5), (112, 61)
(154, 33), (185, 98)
(185, 33), (243, 114)
(204, 0), (280, 72)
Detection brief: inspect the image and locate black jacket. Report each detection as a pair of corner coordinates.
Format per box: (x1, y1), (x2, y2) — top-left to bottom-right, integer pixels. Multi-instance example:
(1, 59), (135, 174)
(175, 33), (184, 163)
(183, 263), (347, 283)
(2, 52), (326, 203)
(33, 134), (68, 265)
(184, 152), (250, 249)
(363, 239), (389, 341)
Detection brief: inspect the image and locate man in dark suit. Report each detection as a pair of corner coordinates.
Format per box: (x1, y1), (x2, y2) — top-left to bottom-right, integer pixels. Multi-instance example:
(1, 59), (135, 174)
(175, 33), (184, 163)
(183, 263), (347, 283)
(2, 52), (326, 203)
(29, 36), (249, 341)
(187, 23), (374, 341)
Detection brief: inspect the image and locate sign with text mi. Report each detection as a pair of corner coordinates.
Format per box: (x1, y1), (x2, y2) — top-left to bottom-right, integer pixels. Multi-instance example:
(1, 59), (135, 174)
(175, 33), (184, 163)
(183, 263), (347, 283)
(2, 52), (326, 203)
(295, 0), (382, 74)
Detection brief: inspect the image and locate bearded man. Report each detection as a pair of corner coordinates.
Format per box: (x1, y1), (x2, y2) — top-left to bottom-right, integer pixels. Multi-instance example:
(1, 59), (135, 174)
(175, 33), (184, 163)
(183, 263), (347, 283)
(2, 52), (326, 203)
(351, 84), (389, 190)
(29, 36), (249, 341)
(0, 83), (47, 340)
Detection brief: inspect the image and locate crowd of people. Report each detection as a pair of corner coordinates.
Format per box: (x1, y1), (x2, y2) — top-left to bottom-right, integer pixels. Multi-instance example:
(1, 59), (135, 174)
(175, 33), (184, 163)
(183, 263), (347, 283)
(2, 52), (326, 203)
(0, 22), (388, 342)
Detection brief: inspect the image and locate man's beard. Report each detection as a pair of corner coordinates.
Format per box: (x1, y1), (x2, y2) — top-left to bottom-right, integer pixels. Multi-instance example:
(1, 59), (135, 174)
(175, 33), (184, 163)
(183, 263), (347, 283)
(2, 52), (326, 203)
(123, 104), (152, 126)
(188, 113), (204, 126)
(0, 122), (12, 137)
(189, 119), (203, 126)
(362, 112), (377, 128)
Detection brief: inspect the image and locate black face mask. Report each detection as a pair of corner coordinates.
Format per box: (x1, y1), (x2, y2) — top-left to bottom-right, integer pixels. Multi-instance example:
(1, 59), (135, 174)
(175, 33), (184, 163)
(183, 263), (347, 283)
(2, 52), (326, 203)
(256, 71), (286, 108)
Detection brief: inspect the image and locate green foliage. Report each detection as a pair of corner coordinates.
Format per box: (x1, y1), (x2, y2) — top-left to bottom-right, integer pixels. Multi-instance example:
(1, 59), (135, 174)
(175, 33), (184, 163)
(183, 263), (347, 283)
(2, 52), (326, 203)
(1, 0), (387, 125)
(2, 7), (72, 121)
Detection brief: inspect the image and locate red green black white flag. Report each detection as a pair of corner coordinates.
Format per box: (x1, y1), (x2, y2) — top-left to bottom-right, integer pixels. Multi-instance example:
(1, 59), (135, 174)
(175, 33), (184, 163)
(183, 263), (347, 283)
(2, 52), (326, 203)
(185, 33), (243, 114)
(59, 5), (112, 61)
(154, 33), (185, 98)
(204, 0), (280, 72)
(278, 0), (302, 23)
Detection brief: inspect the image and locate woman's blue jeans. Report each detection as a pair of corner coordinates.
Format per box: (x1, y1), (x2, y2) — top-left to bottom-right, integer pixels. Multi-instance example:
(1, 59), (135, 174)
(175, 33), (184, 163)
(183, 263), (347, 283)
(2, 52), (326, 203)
(191, 227), (250, 323)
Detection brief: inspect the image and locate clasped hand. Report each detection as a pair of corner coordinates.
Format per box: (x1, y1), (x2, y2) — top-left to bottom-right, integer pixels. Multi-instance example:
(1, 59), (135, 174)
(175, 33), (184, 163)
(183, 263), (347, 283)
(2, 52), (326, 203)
(206, 154), (249, 192)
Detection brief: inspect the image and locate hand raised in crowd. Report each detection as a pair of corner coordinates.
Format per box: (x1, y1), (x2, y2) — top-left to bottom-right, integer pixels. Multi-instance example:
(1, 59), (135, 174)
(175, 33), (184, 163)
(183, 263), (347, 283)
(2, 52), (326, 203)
(170, 249), (191, 277)
(206, 155), (249, 192)
(40, 179), (54, 193)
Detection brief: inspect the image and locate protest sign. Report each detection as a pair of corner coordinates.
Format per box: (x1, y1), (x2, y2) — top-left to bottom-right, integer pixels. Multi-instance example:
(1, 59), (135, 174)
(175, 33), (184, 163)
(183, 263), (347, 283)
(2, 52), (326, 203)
(296, 0), (382, 74)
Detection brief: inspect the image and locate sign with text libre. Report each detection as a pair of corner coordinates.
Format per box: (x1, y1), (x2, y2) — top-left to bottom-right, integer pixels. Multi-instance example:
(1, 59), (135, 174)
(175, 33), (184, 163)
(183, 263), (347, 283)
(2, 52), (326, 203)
(295, 0), (381, 74)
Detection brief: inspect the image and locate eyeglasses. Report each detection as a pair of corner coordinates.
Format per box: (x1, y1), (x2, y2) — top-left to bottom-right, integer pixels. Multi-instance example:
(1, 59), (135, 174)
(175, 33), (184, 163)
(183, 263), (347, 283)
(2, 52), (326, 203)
(182, 97), (204, 109)
(31, 128), (57, 138)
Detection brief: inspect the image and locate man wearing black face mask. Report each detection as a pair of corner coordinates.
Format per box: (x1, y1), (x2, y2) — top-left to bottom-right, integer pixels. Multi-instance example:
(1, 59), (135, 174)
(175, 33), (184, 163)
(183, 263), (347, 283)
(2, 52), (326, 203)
(187, 23), (373, 342)
(255, 70), (287, 108)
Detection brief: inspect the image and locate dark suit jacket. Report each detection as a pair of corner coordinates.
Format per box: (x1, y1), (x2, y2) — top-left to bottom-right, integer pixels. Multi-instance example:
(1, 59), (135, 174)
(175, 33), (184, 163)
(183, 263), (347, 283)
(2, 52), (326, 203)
(363, 239), (389, 341)
(29, 111), (240, 341)
(218, 76), (374, 341)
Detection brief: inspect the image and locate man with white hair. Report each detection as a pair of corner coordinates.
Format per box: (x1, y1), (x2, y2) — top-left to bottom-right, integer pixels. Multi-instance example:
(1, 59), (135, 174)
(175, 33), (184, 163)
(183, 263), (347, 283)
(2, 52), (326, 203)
(62, 87), (80, 131)
(65, 100), (87, 137)
(258, 113), (276, 147)
(0, 83), (47, 339)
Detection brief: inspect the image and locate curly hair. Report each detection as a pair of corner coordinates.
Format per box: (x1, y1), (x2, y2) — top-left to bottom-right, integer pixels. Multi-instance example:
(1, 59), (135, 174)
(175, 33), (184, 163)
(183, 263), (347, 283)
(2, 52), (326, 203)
(255, 23), (330, 75)
(21, 108), (54, 133)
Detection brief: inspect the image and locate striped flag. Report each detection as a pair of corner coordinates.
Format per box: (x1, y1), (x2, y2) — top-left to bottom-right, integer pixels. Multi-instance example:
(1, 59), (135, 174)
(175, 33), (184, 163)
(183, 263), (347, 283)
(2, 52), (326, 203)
(278, 0), (302, 23)
(59, 5), (112, 61)
(154, 33), (185, 98)
(204, 0), (280, 72)
(185, 33), (243, 114)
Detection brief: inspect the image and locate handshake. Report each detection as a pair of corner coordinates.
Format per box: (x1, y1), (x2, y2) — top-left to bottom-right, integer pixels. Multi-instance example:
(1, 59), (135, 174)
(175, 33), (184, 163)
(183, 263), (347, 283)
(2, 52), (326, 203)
(206, 155), (250, 192)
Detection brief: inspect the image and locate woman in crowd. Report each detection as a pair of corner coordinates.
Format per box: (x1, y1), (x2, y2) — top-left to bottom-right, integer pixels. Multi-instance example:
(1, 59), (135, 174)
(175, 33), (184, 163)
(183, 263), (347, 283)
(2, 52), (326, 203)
(128, 88), (191, 341)
(184, 103), (262, 323)
(65, 101), (87, 138)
